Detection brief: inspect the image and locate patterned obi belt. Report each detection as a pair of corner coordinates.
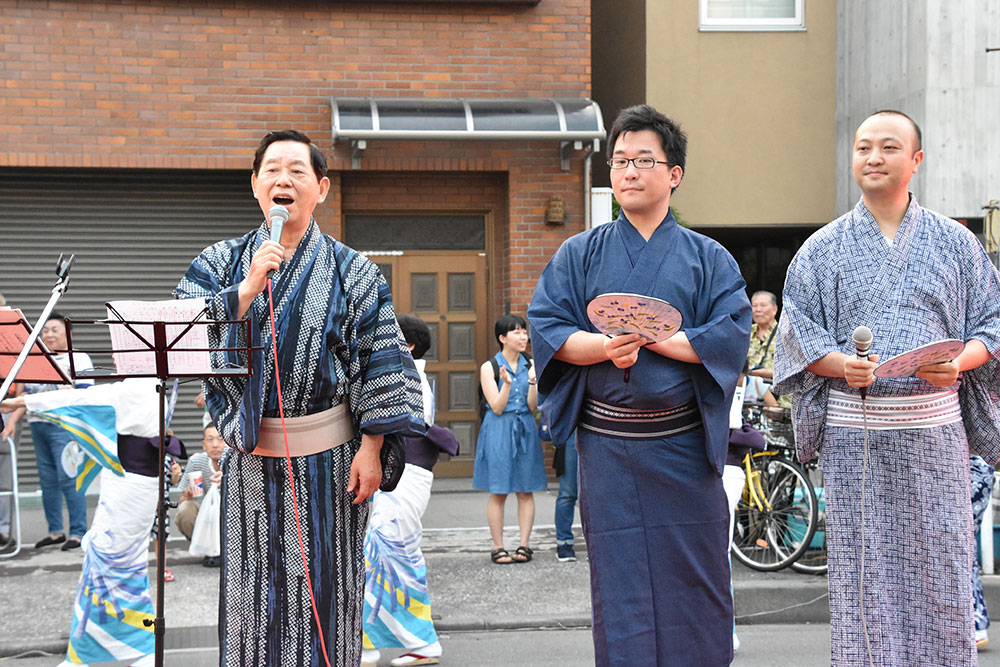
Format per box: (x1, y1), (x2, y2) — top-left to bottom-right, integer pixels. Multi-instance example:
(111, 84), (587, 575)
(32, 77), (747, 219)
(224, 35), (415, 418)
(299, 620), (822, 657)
(579, 397), (701, 441)
(826, 388), (961, 430)
(255, 403), (355, 457)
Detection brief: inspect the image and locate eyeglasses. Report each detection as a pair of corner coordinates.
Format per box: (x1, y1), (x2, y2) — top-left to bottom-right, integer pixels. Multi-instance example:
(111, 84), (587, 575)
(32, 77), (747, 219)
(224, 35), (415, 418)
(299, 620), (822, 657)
(607, 157), (671, 170)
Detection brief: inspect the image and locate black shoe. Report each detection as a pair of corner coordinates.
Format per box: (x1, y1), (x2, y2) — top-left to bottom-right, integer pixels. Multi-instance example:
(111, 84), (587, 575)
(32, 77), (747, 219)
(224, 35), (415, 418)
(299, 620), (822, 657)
(556, 544), (577, 562)
(35, 534), (65, 548)
(61, 537), (82, 551)
(0, 533), (9, 548)
(202, 555), (221, 568)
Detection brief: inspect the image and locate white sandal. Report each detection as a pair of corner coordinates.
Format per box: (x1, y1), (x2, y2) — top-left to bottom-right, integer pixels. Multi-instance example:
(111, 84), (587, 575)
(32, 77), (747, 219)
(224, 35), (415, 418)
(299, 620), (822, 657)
(390, 653), (441, 666)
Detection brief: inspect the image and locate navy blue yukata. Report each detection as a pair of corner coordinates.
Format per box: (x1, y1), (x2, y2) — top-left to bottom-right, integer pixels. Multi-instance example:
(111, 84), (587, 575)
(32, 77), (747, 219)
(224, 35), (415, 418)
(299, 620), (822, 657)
(528, 211), (752, 667)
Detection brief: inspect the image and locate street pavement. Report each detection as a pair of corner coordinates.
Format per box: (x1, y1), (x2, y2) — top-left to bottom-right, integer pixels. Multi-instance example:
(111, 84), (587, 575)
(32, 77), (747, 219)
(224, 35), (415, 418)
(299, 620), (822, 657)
(4, 626), (1000, 667)
(3, 478), (1000, 665)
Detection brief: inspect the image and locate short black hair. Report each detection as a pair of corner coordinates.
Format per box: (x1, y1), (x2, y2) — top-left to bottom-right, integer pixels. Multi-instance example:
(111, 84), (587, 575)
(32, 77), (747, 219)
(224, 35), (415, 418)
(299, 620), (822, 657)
(397, 313), (431, 360)
(608, 104), (688, 189)
(46, 311), (69, 332)
(869, 110), (922, 153)
(253, 130), (328, 182)
(494, 314), (527, 348)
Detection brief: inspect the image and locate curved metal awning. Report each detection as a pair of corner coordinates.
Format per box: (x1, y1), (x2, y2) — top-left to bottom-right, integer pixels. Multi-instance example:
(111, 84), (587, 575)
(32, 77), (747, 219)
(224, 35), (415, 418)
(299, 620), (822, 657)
(330, 97), (604, 169)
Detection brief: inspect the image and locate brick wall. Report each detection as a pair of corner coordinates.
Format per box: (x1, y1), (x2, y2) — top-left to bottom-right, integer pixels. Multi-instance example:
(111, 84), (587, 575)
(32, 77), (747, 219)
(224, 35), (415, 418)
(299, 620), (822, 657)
(0, 0), (591, 320)
(0, 0), (590, 168)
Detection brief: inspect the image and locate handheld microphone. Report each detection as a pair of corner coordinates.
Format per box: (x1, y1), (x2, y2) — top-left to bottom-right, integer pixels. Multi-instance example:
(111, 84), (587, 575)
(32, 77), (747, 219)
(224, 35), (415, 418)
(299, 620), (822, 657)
(266, 205), (289, 279)
(852, 325), (873, 399)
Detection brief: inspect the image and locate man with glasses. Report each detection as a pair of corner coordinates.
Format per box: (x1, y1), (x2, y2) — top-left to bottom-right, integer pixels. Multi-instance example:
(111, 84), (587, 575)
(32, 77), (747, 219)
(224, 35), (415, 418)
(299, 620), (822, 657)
(529, 104), (751, 666)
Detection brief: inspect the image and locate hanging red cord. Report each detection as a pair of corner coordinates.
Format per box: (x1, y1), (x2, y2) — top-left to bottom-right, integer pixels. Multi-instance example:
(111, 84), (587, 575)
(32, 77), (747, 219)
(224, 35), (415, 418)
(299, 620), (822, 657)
(266, 279), (333, 667)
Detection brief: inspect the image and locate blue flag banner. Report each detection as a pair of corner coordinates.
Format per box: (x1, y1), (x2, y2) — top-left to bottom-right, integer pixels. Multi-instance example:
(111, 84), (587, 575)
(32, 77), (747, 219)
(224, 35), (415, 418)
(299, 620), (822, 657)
(35, 404), (123, 491)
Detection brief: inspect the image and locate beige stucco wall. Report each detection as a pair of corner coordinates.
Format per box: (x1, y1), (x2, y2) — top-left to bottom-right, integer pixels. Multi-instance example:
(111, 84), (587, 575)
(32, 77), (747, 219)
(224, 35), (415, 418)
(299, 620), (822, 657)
(646, 0), (837, 227)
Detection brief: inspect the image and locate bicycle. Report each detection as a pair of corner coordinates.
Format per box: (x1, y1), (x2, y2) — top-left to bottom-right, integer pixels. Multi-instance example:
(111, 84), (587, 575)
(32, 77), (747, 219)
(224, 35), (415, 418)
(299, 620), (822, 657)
(789, 455), (828, 574)
(731, 403), (818, 572)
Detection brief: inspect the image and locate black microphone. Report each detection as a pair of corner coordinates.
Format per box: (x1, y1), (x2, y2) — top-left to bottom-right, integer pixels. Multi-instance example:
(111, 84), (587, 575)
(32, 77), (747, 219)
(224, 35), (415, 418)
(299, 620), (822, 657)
(266, 205), (289, 279)
(852, 325), (873, 400)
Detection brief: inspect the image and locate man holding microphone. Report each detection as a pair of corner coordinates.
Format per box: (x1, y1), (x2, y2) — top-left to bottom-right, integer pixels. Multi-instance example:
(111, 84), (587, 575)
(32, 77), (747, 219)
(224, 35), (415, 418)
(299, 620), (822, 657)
(775, 110), (1000, 666)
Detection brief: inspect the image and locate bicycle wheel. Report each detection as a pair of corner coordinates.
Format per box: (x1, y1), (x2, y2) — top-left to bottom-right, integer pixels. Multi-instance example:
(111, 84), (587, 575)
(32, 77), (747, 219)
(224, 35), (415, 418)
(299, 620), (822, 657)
(731, 456), (818, 572)
(790, 475), (828, 574)
(789, 529), (828, 574)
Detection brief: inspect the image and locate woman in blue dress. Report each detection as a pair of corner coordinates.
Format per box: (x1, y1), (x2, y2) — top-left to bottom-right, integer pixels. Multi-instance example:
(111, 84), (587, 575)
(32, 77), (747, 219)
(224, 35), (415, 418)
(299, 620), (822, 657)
(473, 314), (547, 564)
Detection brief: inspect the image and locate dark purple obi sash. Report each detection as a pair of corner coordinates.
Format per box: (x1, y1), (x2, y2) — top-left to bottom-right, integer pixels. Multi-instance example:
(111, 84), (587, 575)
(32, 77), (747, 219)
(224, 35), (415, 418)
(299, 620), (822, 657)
(579, 397), (701, 441)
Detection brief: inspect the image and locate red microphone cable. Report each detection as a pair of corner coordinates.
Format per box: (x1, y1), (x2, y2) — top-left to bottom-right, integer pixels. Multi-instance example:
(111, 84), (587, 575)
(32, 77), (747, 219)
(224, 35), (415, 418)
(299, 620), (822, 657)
(266, 278), (333, 667)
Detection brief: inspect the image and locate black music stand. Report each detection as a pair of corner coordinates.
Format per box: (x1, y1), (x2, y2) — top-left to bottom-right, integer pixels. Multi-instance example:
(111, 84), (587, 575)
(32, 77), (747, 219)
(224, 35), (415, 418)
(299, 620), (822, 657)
(66, 303), (257, 667)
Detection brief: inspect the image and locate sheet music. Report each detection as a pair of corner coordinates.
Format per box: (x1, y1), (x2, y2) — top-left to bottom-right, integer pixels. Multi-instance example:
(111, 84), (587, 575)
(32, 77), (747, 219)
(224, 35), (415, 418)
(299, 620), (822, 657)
(106, 299), (212, 374)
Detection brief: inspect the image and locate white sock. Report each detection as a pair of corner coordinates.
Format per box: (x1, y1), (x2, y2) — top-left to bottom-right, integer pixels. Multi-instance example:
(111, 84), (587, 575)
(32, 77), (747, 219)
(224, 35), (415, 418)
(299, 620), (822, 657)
(413, 640), (442, 657)
(362, 648), (381, 663)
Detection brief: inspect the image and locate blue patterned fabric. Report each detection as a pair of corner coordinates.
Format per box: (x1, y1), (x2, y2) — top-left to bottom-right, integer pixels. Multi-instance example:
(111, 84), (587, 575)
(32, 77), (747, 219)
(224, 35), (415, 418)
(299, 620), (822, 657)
(472, 352), (546, 494)
(67, 470), (157, 665)
(362, 464), (438, 651)
(175, 219), (424, 667)
(775, 196), (1000, 665)
(972, 455), (994, 633)
(774, 196), (1000, 464)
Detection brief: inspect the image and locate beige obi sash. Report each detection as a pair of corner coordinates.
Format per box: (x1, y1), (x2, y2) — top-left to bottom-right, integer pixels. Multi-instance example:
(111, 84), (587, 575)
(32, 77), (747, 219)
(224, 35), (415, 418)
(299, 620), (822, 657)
(254, 403), (355, 458)
(826, 388), (961, 430)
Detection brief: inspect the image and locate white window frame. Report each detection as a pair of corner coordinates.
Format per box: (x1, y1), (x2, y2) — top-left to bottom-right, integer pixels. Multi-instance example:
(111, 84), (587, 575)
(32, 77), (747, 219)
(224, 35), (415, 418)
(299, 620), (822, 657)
(699, 0), (806, 32)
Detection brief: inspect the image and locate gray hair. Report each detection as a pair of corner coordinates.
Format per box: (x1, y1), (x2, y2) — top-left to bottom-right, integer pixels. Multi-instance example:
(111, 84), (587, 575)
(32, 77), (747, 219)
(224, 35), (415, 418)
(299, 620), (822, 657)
(751, 290), (777, 307)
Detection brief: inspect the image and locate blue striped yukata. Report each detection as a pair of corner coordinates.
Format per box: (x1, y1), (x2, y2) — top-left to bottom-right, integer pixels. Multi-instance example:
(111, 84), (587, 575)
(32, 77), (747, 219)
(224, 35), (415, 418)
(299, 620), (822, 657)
(175, 219), (424, 667)
(775, 196), (1000, 666)
(529, 211), (751, 667)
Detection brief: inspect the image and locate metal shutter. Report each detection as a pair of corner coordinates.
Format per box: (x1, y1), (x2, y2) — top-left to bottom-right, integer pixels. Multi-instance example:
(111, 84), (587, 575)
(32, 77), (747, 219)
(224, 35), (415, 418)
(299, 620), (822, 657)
(0, 168), (262, 488)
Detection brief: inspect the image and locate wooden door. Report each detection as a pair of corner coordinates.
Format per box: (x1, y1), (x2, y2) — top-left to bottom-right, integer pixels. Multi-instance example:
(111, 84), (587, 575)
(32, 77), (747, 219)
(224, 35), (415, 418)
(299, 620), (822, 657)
(373, 251), (490, 476)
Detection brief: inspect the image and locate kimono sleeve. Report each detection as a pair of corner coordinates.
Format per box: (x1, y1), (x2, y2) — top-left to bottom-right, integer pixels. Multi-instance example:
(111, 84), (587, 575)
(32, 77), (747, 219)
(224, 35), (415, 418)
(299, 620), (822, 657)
(174, 237), (265, 454)
(773, 238), (841, 462)
(527, 237), (593, 446)
(957, 233), (1000, 464)
(683, 245), (752, 410)
(339, 249), (424, 438)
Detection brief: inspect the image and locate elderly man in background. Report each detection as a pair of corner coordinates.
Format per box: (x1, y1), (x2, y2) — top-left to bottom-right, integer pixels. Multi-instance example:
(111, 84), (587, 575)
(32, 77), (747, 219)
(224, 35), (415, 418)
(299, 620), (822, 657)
(746, 290), (789, 408)
(746, 290), (779, 381)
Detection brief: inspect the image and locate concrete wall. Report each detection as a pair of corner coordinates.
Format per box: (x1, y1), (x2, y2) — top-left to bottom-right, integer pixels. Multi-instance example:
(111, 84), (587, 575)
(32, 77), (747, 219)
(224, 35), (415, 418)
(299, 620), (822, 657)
(836, 0), (1000, 217)
(644, 0), (838, 227)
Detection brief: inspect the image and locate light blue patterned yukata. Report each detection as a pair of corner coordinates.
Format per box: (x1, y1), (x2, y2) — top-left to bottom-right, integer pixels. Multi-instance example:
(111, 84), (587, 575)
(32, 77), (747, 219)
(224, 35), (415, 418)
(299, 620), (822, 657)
(775, 196), (1000, 666)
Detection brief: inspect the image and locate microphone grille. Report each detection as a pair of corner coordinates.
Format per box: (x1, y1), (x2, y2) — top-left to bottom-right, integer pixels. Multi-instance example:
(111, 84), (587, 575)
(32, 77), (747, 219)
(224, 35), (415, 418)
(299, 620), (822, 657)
(268, 205), (289, 223)
(852, 325), (873, 346)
